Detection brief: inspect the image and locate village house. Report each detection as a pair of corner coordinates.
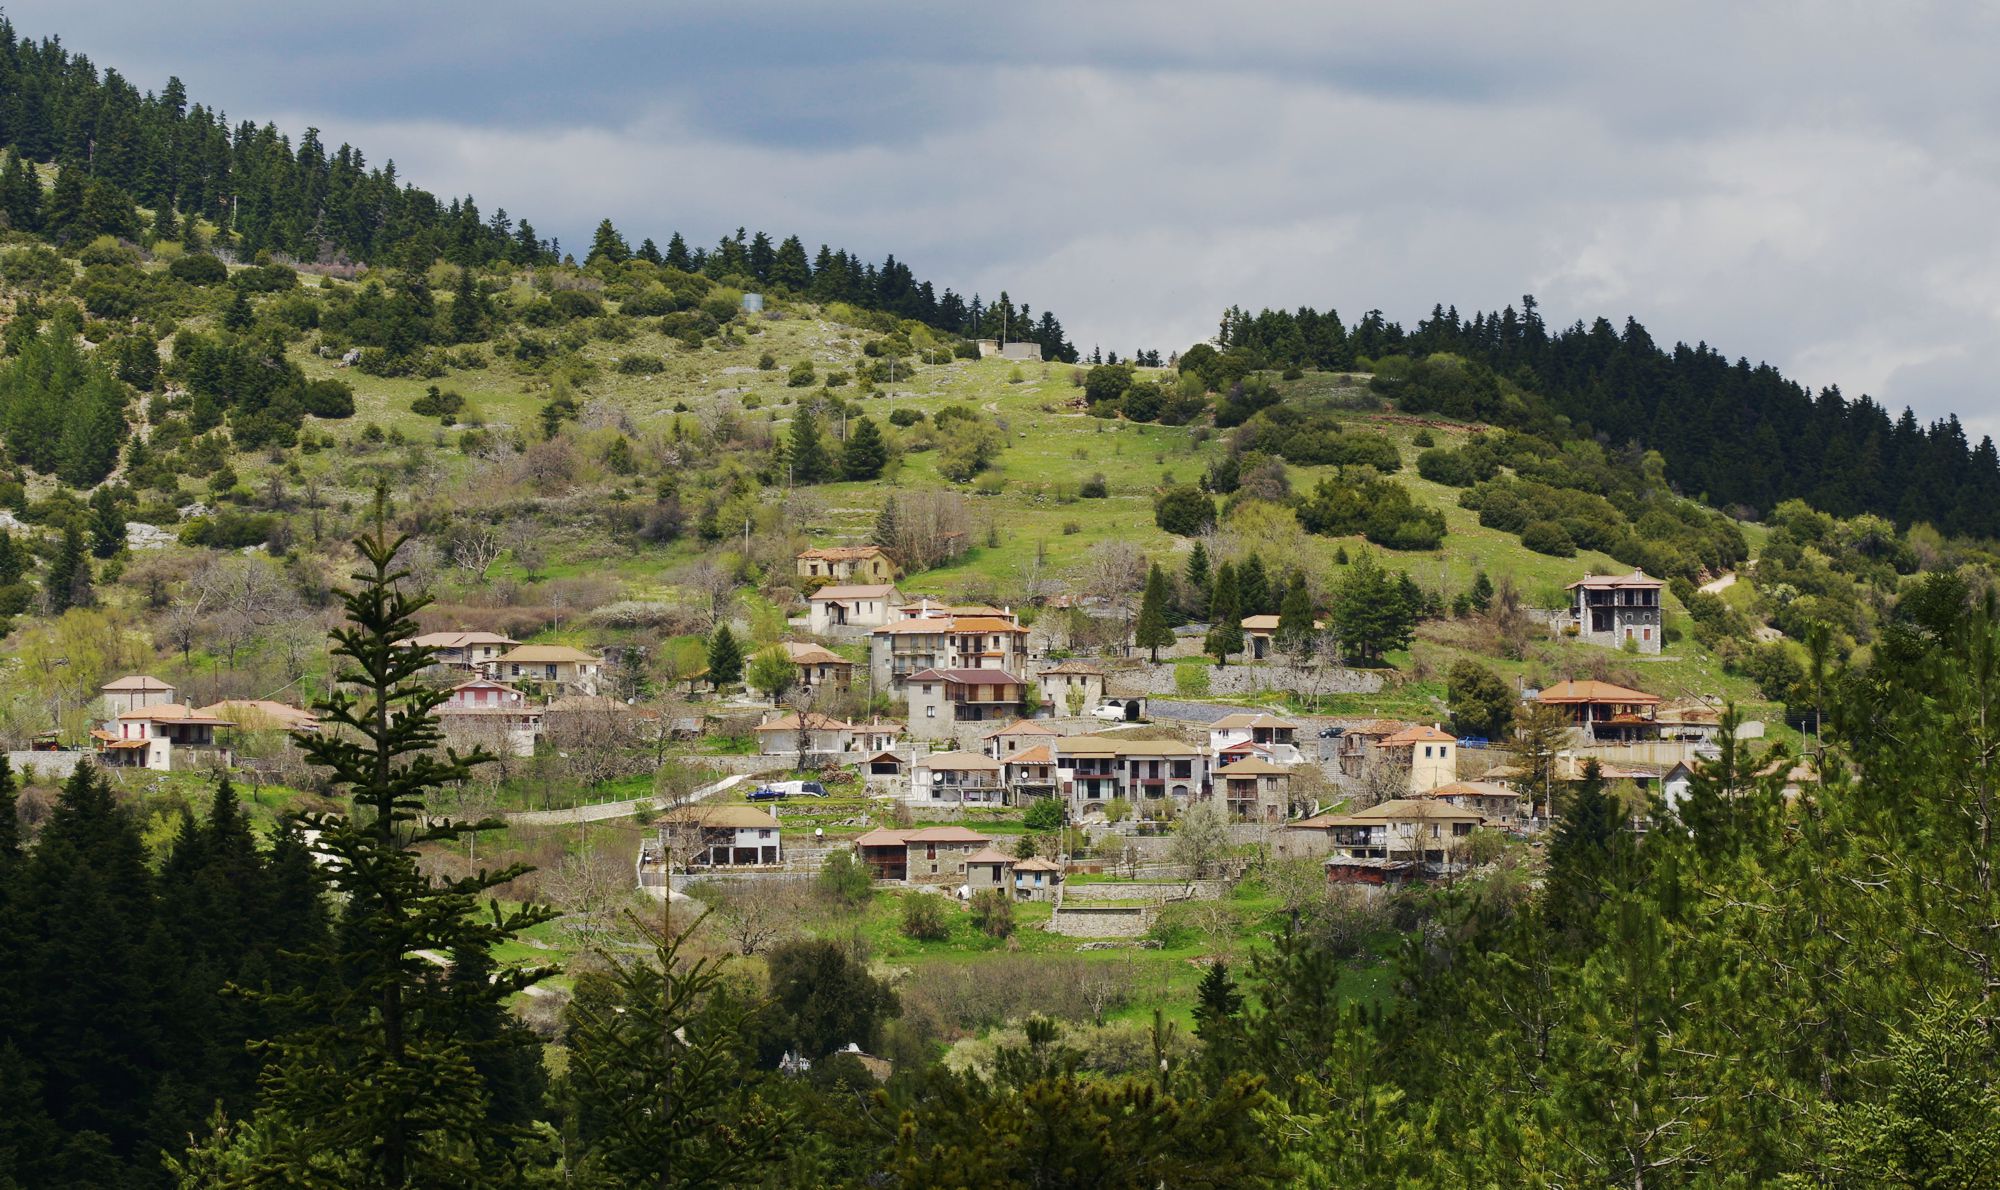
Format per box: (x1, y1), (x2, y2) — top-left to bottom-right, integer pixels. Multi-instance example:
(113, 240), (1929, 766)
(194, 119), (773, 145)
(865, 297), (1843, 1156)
(1419, 780), (1526, 828)
(1214, 756), (1292, 822)
(654, 805), (782, 867)
(869, 609), (1029, 692)
(402, 631), (519, 675)
(1536, 679), (1663, 744)
(97, 704), (235, 772)
(1011, 855), (1064, 900)
(807, 584), (904, 635)
(1299, 798), (1486, 865)
(434, 679), (543, 757)
(1208, 712), (1304, 765)
(755, 712), (898, 758)
(982, 718), (1060, 759)
(1001, 744), (1058, 803)
(1335, 719), (1415, 781)
(784, 641), (856, 690)
(963, 845), (1017, 893)
(1240, 614), (1325, 660)
(1567, 569), (1665, 653)
(1655, 701), (1724, 743)
(496, 644), (604, 695)
(912, 750), (1007, 805)
(99, 675), (177, 716)
(1055, 734), (1210, 815)
(853, 826), (994, 883)
(907, 668), (1029, 740)
(1035, 659), (1106, 716)
(1376, 724), (1458, 793)
(796, 545), (900, 586)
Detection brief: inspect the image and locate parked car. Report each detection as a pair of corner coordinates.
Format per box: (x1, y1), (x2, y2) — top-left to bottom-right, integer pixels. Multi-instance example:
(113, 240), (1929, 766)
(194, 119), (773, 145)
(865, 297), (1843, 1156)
(1317, 726), (1343, 739)
(771, 780), (829, 798)
(747, 786), (786, 801)
(1093, 700), (1141, 722)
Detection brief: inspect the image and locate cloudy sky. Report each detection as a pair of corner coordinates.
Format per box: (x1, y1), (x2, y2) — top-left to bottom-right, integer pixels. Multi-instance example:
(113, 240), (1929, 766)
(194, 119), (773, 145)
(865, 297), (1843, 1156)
(20, 2), (2000, 434)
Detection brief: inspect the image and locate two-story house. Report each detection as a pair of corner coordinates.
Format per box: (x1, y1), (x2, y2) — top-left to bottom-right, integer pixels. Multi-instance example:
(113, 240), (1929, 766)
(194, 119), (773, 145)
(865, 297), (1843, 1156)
(1536, 679), (1662, 744)
(1208, 712), (1304, 765)
(1298, 798), (1485, 864)
(99, 675), (178, 716)
(1055, 735), (1209, 815)
(98, 704), (235, 772)
(912, 750), (1007, 805)
(402, 631), (520, 676)
(755, 712), (898, 758)
(495, 644), (604, 695)
(1214, 756), (1292, 822)
(907, 669), (1028, 740)
(1567, 569), (1664, 653)
(1036, 659), (1106, 717)
(870, 611), (1029, 693)
(853, 826), (994, 884)
(807, 584), (904, 635)
(784, 641), (856, 690)
(1376, 724), (1458, 793)
(433, 679), (543, 756)
(654, 805), (782, 867)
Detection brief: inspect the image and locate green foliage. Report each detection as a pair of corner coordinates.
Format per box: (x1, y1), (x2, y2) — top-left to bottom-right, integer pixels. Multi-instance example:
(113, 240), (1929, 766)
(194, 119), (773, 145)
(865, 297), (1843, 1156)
(745, 644), (796, 700)
(1174, 662), (1212, 697)
(1154, 484), (1216, 537)
(1135, 563), (1175, 661)
(707, 625), (743, 688)
(1330, 552), (1416, 665)
(1298, 474), (1445, 551)
(969, 889), (1016, 938)
(1519, 518), (1576, 557)
(840, 415), (886, 480)
(817, 849), (874, 909)
(766, 938), (899, 1061)
(787, 360), (815, 387)
(1445, 659), (1513, 739)
(0, 326), (128, 487)
(901, 893), (949, 941)
(1023, 797), (1065, 832)
(1205, 561), (1244, 665)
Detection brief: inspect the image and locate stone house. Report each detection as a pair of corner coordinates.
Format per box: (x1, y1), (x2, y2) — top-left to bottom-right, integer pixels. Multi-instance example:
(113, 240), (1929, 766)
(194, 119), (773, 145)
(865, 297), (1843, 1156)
(907, 669), (1028, 740)
(912, 750), (1007, 805)
(1011, 855), (1064, 900)
(1536, 679), (1662, 744)
(784, 641), (855, 690)
(1214, 756), (1292, 822)
(99, 675), (177, 716)
(1036, 659), (1105, 716)
(1377, 724), (1457, 793)
(963, 846), (1017, 893)
(1566, 569), (1664, 653)
(796, 545), (900, 585)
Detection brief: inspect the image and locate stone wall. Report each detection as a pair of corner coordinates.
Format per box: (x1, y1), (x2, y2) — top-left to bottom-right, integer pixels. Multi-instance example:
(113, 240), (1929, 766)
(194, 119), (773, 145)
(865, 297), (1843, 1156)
(1063, 881), (1191, 905)
(1105, 662), (1382, 699)
(6, 751), (85, 780)
(1045, 905), (1152, 937)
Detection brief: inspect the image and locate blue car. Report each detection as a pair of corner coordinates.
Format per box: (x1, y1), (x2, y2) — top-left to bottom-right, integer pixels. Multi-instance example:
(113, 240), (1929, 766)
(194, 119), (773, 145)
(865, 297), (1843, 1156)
(747, 787), (785, 801)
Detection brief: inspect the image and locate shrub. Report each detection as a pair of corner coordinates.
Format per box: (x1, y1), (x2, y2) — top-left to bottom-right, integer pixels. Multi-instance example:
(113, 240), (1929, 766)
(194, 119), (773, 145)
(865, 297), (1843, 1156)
(1061, 520), (1081, 535)
(888, 407), (925, 427)
(969, 889), (1016, 938)
(901, 894), (950, 941)
(1079, 473), (1108, 498)
(1024, 797), (1064, 831)
(615, 355), (665, 375)
(168, 253), (228, 285)
(787, 360), (816, 387)
(1521, 519), (1577, 557)
(410, 385), (465, 420)
(1174, 663), (1211, 697)
(1154, 484), (1217, 536)
(1412, 429), (1435, 448)
(549, 289), (604, 319)
(818, 850), (874, 909)
(300, 379), (354, 419)
(758, 351), (777, 370)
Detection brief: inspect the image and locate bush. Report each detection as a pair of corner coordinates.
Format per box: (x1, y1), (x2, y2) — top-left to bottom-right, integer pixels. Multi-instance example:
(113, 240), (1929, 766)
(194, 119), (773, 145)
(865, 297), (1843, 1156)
(410, 385), (465, 420)
(818, 850), (874, 909)
(615, 354), (665, 374)
(1154, 484), (1217, 536)
(969, 889), (1015, 939)
(1024, 797), (1064, 831)
(549, 289), (604, 319)
(1174, 663), (1211, 697)
(889, 407), (924, 427)
(168, 253), (228, 286)
(1079, 473), (1108, 498)
(758, 351), (777, 370)
(788, 360), (816, 387)
(1412, 429), (1435, 448)
(1521, 519), (1577, 557)
(901, 894), (950, 941)
(301, 379), (354, 419)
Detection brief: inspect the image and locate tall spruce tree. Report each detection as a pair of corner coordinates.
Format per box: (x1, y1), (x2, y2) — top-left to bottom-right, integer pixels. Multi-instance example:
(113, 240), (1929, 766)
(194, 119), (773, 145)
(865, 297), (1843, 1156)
(1205, 562), (1243, 665)
(1238, 553), (1270, 617)
(1183, 541), (1211, 619)
(185, 507), (554, 1184)
(840, 415), (886, 480)
(44, 523), (90, 612)
(1135, 563), (1175, 662)
(1275, 580), (1317, 660)
(708, 624), (743, 689)
(787, 409), (829, 484)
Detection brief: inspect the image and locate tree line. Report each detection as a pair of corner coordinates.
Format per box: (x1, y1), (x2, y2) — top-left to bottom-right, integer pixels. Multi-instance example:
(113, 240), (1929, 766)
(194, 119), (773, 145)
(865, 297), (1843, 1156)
(1212, 296), (2000, 539)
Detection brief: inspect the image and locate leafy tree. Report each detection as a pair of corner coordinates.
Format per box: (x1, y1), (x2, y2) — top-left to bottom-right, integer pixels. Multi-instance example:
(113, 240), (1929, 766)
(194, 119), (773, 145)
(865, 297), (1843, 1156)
(969, 889), (1015, 938)
(745, 645), (796, 701)
(1135, 562), (1175, 662)
(707, 625), (743, 689)
(187, 508), (554, 1184)
(1446, 659), (1514, 739)
(1329, 552), (1412, 665)
(764, 937), (898, 1064)
(1155, 484), (1217, 536)
(1205, 561), (1243, 665)
(1023, 797), (1064, 832)
(840, 415), (886, 480)
(816, 849), (873, 908)
(901, 893), (949, 941)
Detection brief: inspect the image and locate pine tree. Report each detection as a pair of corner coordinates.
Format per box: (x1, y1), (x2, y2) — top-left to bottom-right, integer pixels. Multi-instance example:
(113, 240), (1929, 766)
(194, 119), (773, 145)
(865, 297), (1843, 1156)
(1275, 580), (1317, 659)
(663, 231), (691, 271)
(708, 625), (743, 689)
(1238, 553), (1270, 617)
(1330, 552), (1411, 665)
(1205, 562), (1243, 665)
(0, 756), (15, 863)
(1135, 563), (1175, 662)
(0, 153), (41, 232)
(44, 163), (83, 238)
(1470, 570), (1494, 613)
(1184, 541), (1211, 618)
(44, 524), (90, 613)
(221, 287), (254, 332)
(788, 410), (829, 483)
(1542, 759), (1630, 949)
(634, 237), (662, 265)
(447, 266), (485, 343)
(187, 505), (554, 1184)
(841, 415), (887, 480)
(88, 487), (123, 559)
(585, 218), (629, 267)
(1510, 701), (1571, 821)
(0, 529), (21, 586)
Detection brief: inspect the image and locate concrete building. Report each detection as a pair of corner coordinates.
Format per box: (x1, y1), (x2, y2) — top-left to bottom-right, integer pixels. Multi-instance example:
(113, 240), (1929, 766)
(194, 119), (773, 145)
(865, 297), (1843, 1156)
(495, 644), (603, 695)
(1377, 724), (1458, 793)
(869, 609), (1028, 693)
(98, 704), (235, 771)
(907, 669), (1028, 740)
(654, 805), (782, 867)
(1208, 712), (1304, 765)
(1567, 569), (1665, 653)
(401, 631), (519, 675)
(1214, 757), (1292, 822)
(1054, 734), (1209, 816)
(1036, 659), (1106, 716)
(807, 584), (903, 635)
(784, 641), (855, 690)
(912, 750), (1007, 806)
(99, 675), (177, 717)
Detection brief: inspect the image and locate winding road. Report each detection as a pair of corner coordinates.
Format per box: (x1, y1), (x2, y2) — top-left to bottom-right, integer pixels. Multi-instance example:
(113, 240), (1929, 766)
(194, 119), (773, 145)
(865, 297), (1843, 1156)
(503, 773), (753, 827)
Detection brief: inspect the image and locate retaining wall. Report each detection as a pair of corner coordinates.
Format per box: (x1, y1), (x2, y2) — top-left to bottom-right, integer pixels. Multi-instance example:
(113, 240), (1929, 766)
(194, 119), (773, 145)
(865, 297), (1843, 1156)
(1045, 905), (1151, 937)
(6, 751), (84, 780)
(1106, 662), (1382, 699)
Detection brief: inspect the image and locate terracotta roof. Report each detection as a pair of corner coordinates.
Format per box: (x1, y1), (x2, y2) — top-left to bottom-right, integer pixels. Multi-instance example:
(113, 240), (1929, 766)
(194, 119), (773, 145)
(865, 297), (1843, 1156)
(1055, 734), (1203, 757)
(945, 617), (1029, 634)
(861, 750), (905, 766)
(101, 675), (174, 692)
(405, 631), (518, 649)
(983, 719), (1058, 738)
(798, 545), (891, 562)
(1038, 659), (1105, 675)
(784, 642), (854, 666)
(1424, 781), (1520, 800)
(906, 668), (1025, 685)
(854, 828), (912, 846)
(874, 619), (955, 636)
(1567, 569), (1664, 590)
(962, 846), (1016, 865)
(451, 678), (526, 694)
(497, 644), (602, 664)
(117, 703), (234, 726)
(1320, 798), (1486, 825)
(918, 750), (1002, 772)
(810, 584), (899, 600)
(1537, 680), (1660, 705)
(1003, 744), (1054, 765)
(1382, 724), (1455, 746)
(1216, 757), (1290, 776)
(754, 712), (859, 733)
(1210, 712), (1300, 731)
(655, 805), (782, 830)
(1240, 614), (1280, 632)
(1346, 719), (1414, 738)
(1012, 856), (1064, 872)
(902, 825), (992, 844)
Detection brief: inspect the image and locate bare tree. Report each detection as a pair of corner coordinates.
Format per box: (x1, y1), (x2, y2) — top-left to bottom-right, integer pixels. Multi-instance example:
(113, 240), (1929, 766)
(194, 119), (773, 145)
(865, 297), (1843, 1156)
(702, 878), (804, 956)
(1355, 758), (1410, 809)
(543, 698), (641, 791)
(1075, 540), (1146, 604)
(447, 522), (506, 580)
(544, 845), (635, 944)
(676, 557), (738, 631)
(1171, 800), (1230, 879)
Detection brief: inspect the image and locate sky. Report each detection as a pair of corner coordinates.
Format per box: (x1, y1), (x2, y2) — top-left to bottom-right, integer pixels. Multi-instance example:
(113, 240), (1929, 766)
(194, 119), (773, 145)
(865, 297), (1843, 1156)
(19, 1), (2000, 435)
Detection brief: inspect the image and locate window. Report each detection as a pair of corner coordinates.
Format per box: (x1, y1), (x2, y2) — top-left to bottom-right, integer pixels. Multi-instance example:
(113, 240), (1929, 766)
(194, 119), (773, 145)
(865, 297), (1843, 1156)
(1643, 628), (1652, 641)
(926, 706), (936, 718)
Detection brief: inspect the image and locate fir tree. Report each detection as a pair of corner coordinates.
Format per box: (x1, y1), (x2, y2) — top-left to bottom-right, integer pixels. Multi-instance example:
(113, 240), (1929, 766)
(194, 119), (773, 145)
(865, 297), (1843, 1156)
(1330, 552), (1412, 666)
(1275, 580), (1317, 659)
(708, 624), (743, 689)
(88, 487), (123, 559)
(585, 218), (629, 267)
(0, 756), (15, 863)
(1239, 553), (1270, 617)
(1184, 541), (1211, 618)
(663, 231), (691, 271)
(188, 505), (554, 1183)
(1135, 563), (1175, 662)
(634, 237), (662, 265)
(0, 153), (41, 232)
(788, 409), (829, 483)
(841, 415), (887, 480)
(447, 266), (485, 343)
(1470, 569), (1494, 613)
(1542, 759), (1630, 950)
(44, 524), (90, 613)
(1205, 562), (1243, 665)
(0, 529), (21, 586)
(221, 287), (254, 332)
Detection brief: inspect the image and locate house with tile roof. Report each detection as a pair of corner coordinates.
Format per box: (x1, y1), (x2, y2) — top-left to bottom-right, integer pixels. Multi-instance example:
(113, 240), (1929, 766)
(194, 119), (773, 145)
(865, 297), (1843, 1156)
(907, 668), (1028, 740)
(912, 750), (1007, 805)
(1377, 724), (1458, 792)
(495, 644), (603, 695)
(1208, 712), (1304, 764)
(1053, 734), (1210, 816)
(1011, 855), (1065, 900)
(807, 584), (903, 634)
(99, 703), (236, 771)
(784, 641), (856, 690)
(1292, 798), (1486, 865)
(1536, 679), (1662, 743)
(1566, 569), (1664, 653)
(796, 544), (899, 585)
(1215, 756), (1293, 822)
(99, 675), (177, 716)
(1035, 658), (1106, 716)
(400, 631), (520, 675)
(852, 825), (994, 883)
(653, 805), (783, 867)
